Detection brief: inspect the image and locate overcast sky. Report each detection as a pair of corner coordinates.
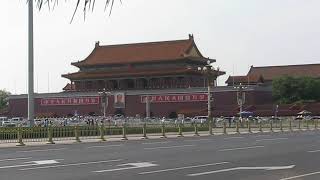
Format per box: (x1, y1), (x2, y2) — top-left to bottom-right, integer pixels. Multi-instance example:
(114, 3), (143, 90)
(1, 0), (320, 94)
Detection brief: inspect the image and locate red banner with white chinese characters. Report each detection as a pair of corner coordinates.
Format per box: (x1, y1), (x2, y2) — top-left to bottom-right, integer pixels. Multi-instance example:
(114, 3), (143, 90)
(40, 97), (100, 106)
(141, 93), (208, 103)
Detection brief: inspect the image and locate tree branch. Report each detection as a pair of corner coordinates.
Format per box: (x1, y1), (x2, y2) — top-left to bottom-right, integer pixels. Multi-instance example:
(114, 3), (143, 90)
(28, 0), (118, 22)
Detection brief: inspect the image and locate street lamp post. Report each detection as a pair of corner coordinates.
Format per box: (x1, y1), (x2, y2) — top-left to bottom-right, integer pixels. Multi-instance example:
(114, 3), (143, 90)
(234, 83), (246, 121)
(275, 104), (279, 119)
(198, 60), (221, 135)
(99, 88), (111, 118)
(146, 95), (151, 119)
(99, 88), (111, 134)
(28, 0), (35, 127)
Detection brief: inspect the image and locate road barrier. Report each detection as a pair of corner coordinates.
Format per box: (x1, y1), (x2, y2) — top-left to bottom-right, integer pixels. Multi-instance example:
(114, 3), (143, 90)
(46, 125), (55, 144)
(298, 120), (301, 130)
(248, 121), (252, 133)
(142, 123), (148, 139)
(177, 123), (183, 137)
(0, 119), (317, 146)
(259, 122), (262, 132)
(236, 122), (240, 134)
(121, 123), (128, 140)
(74, 125), (81, 143)
(194, 123), (199, 136)
(160, 123), (167, 138)
(16, 125), (25, 146)
(99, 124), (106, 141)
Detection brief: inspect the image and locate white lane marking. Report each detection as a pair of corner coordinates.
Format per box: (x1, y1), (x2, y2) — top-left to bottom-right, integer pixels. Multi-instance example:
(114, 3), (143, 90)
(256, 138), (288, 142)
(308, 149), (320, 153)
(219, 146), (264, 152)
(188, 165), (295, 176)
(0, 157), (32, 162)
(224, 137), (245, 140)
(19, 159), (123, 171)
(32, 160), (59, 165)
(184, 139), (211, 142)
(17, 148), (67, 153)
(87, 144), (123, 148)
(280, 171), (320, 180)
(94, 162), (158, 173)
(0, 163), (38, 169)
(0, 159), (61, 169)
(22, 159), (64, 164)
(256, 135), (272, 137)
(139, 162), (229, 175)
(142, 141), (170, 145)
(144, 145), (195, 150)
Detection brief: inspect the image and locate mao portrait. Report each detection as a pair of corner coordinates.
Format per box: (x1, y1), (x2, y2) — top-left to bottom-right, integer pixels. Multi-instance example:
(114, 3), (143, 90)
(114, 93), (125, 108)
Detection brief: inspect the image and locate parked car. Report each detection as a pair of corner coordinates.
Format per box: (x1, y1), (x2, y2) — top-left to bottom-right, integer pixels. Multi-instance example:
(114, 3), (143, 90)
(2, 120), (15, 127)
(295, 116), (304, 120)
(183, 117), (193, 124)
(192, 116), (208, 124)
(114, 114), (124, 119)
(10, 117), (23, 125)
(161, 118), (173, 124)
(0, 117), (7, 126)
(270, 117), (280, 121)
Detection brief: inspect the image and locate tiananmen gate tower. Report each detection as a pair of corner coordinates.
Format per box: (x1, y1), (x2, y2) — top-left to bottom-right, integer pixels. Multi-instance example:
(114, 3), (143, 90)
(6, 35), (320, 118)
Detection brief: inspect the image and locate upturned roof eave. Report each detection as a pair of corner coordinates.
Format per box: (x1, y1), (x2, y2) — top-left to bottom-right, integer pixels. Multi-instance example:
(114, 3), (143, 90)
(70, 56), (213, 68)
(61, 69), (205, 81)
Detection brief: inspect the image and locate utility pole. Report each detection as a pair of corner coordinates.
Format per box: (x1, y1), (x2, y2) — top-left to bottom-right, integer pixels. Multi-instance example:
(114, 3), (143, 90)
(146, 95), (151, 119)
(28, 0), (35, 127)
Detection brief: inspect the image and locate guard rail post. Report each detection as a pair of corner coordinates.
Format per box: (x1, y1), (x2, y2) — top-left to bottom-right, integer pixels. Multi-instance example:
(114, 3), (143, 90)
(270, 120), (273, 132)
(121, 123), (128, 140)
(236, 121), (240, 134)
(141, 123), (148, 139)
(223, 121), (227, 135)
(16, 125), (25, 146)
(74, 125), (81, 143)
(46, 124), (55, 144)
(194, 123), (200, 136)
(160, 122), (167, 138)
(259, 121), (263, 132)
(100, 123), (106, 141)
(177, 123), (183, 137)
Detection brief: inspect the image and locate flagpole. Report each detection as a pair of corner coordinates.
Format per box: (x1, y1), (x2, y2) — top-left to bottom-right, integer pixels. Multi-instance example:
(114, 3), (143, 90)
(28, 0), (35, 127)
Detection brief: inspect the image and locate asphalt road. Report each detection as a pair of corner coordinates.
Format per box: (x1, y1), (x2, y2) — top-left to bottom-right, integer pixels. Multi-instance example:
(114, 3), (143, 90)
(0, 130), (320, 180)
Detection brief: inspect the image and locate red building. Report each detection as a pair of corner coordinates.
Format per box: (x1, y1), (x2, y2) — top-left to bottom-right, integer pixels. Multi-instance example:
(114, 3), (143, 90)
(11, 35), (319, 118)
